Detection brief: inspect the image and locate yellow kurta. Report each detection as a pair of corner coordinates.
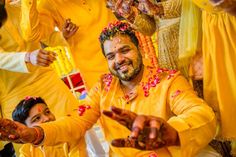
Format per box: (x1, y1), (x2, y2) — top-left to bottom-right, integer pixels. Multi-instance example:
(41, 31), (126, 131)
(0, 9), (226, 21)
(21, 0), (116, 89)
(40, 66), (216, 157)
(192, 0), (236, 140)
(20, 143), (68, 157)
(0, 3), (86, 155)
(19, 142), (85, 157)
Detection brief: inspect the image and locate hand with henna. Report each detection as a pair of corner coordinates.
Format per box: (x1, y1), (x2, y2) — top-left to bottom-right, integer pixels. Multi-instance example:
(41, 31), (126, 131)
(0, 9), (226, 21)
(137, 0), (163, 16)
(107, 0), (137, 19)
(62, 18), (79, 40)
(209, 0), (236, 16)
(103, 106), (180, 150)
(0, 118), (42, 144)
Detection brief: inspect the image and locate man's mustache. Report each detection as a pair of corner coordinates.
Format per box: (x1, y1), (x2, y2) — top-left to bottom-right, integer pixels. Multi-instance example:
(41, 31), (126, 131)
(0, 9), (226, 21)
(115, 60), (132, 70)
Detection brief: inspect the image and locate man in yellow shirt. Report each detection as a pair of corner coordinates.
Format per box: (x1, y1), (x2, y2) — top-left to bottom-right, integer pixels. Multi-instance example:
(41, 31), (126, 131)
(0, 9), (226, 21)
(21, 0), (116, 89)
(0, 21), (216, 157)
(12, 96), (84, 157)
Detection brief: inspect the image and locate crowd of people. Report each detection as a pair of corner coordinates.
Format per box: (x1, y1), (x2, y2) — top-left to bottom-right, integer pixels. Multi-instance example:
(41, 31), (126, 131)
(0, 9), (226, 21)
(0, 0), (236, 157)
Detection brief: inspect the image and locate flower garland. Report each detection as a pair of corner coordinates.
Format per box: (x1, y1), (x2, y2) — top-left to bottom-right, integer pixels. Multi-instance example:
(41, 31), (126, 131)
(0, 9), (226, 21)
(135, 32), (158, 67)
(99, 21), (133, 44)
(44, 46), (75, 77)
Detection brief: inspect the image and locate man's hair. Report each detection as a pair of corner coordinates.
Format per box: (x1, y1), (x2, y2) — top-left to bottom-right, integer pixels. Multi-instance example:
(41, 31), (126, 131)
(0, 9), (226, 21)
(12, 96), (46, 124)
(99, 21), (139, 55)
(0, 0), (7, 28)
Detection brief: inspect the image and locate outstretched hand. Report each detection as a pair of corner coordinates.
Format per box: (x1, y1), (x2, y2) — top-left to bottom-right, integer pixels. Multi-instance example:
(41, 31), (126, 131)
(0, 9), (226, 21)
(103, 106), (179, 150)
(0, 118), (36, 144)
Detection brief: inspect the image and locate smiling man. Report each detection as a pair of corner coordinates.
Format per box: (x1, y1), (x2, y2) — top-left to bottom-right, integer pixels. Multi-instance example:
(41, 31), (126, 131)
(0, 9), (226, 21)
(0, 21), (217, 157)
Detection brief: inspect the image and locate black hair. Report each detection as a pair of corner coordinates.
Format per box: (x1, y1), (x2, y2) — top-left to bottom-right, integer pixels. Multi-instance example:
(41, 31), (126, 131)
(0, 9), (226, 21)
(0, 0), (7, 28)
(99, 21), (139, 56)
(12, 97), (46, 124)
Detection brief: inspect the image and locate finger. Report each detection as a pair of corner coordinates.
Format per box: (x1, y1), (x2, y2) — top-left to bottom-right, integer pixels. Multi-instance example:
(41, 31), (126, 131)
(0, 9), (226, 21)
(63, 18), (71, 29)
(131, 115), (146, 138)
(72, 26), (79, 34)
(38, 51), (56, 62)
(67, 23), (74, 31)
(149, 118), (162, 139)
(102, 110), (131, 128)
(70, 24), (77, 32)
(112, 138), (146, 150)
(111, 106), (137, 120)
(36, 58), (52, 66)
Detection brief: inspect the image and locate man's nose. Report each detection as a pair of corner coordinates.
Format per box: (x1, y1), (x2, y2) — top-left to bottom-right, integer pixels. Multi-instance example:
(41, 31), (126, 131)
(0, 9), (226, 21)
(115, 53), (125, 65)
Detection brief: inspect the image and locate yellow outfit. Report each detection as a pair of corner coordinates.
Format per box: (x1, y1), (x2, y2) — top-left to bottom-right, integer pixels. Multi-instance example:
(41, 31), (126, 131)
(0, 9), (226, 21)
(40, 66), (216, 157)
(19, 142), (85, 157)
(21, 0), (116, 89)
(192, 0), (236, 140)
(0, 3), (86, 156)
(157, 0), (181, 71)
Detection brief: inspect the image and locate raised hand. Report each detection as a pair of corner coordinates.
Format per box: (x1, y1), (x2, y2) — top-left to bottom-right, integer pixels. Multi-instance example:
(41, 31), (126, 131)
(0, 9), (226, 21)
(209, 0), (236, 16)
(62, 19), (79, 40)
(107, 0), (136, 18)
(103, 106), (179, 150)
(137, 0), (163, 16)
(0, 118), (38, 144)
(25, 49), (57, 67)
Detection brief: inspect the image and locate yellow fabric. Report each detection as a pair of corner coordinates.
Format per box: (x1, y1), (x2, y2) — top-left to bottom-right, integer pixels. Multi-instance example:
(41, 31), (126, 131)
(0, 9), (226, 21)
(19, 141), (86, 157)
(154, 0), (188, 77)
(0, 2), (86, 155)
(192, 1), (236, 140)
(21, 0), (116, 89)
(19, 143), (69, 157)
(40, 66), (216, 157)
(178, 0), (202, 76)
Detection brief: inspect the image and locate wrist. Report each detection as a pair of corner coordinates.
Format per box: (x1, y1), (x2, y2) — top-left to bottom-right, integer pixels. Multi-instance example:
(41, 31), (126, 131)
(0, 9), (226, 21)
(32, 126), (44, 145)
(24, 52), (31, 63)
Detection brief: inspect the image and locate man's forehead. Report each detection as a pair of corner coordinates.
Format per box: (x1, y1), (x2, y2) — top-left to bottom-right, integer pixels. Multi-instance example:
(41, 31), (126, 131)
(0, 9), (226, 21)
(104, 35), (132, 51)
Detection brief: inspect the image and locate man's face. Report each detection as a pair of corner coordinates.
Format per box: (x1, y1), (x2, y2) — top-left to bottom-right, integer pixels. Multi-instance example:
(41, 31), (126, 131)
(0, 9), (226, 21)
(25, 103), (56, 127)
(103, 34), (143, 81)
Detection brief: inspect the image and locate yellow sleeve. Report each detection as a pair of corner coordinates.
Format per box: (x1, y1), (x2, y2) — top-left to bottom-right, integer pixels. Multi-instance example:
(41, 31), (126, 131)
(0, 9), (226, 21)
(19, 144), (31, 157)
(167, 75), (216, 157)
(160, 0), (182, 19)
(191, 0), (219, 12)
(0, 52), (29, 73)
(21, 0), (56, 42)
(39, 80), (102, 147)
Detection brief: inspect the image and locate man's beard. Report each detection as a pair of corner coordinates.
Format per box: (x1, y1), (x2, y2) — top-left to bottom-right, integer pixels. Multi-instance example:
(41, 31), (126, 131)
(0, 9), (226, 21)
(109, 53), (143, 81)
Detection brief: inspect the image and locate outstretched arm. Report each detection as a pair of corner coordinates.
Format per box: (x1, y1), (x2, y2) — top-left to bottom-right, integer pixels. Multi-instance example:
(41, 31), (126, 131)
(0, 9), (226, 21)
(0, 49), (56, 73)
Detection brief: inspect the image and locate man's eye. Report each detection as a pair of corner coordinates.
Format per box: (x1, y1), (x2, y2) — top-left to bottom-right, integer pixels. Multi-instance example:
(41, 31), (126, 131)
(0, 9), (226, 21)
(121, 49), (130, 53)
(107, 55), (115, 60)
